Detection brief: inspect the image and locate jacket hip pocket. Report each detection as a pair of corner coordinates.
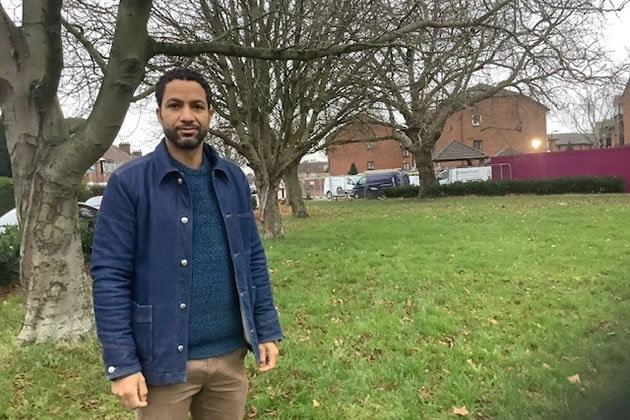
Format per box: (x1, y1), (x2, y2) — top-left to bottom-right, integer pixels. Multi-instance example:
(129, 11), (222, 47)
(132, 302), (153, 364)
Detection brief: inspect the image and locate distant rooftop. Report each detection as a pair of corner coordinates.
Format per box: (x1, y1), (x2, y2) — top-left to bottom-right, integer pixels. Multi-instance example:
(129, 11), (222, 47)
(548, 132), (593, 146)
(433, 140), (488, 162)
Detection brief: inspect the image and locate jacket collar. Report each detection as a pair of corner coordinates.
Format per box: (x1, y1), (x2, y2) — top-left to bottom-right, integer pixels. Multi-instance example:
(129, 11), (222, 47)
(154, 139), (228, 181)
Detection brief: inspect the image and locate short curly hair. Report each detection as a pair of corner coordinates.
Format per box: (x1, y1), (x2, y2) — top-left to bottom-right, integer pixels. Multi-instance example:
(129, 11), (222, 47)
(155, 68), (212, 108)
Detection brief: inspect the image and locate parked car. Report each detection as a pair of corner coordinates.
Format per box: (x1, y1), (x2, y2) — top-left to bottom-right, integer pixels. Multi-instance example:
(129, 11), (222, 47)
(0, 203), (99, 234)
(84, 195), (103, 209)
(352, 170), (410, 198)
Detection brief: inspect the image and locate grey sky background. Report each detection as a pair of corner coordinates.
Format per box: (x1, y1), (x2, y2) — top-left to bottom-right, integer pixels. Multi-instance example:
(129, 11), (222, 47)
(1, 1), (629, 159)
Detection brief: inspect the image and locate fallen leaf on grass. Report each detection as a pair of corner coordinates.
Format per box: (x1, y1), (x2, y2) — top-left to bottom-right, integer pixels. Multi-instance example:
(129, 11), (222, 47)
(542, 363), (552, 370)
(568, 374), (581, 384)
(452, 406), (470, 416)
(417, 387), (430, 398)
(247, 404), (258, 418)
(312, 400), (321, 407)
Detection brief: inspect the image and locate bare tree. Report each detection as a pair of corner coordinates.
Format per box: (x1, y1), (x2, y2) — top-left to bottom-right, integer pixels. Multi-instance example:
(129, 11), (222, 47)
(1, 0), (493, 341)
(366, 0), (628, 195)
(151, 0), (378, 235)
(557, 68), (629, 147)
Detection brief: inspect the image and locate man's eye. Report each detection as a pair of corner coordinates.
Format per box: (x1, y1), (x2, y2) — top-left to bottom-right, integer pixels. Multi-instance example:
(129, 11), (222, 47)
(168, 103), (180, 108)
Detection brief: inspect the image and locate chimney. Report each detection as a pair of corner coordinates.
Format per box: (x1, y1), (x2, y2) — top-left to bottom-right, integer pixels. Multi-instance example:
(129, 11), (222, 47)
(119, 142), (131, 155)
(132, 150), (143, 157)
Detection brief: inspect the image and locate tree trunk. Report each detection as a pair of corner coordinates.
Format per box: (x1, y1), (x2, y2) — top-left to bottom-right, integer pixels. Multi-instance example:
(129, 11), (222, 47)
(255, 171), (284, 238)
(416, 145), (437, 197)
(284, 160), (308, 218)
(16, 177), (93, 342)
(4, 97), (93, 342)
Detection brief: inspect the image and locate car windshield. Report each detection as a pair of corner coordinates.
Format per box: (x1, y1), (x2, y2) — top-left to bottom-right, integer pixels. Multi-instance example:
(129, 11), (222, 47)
(356, 176), (366, 186)
(85, 196), (103, 207)
(436, 171), (448, 180)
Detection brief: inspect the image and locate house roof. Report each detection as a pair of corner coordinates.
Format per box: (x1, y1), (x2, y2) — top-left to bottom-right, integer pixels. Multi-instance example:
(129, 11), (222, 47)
(548, 132), (593, 146)
(466, 85), (549, 110)
(100, 145), (135, 162)
(433, 140), (488, 162)
(298, 161), (328, 174)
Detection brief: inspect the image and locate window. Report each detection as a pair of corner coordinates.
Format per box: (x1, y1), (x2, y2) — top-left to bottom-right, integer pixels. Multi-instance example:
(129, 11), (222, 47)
(101, 160), (120, 174)
(402, 162), (411, 170)
(472, 113), (482, 127)
(367, 161), (375, 170)
(473, 140), (482, 151)
(402, 149), (410, 157)
(356, 176), (366, 186)
(366, 141), (374, 150)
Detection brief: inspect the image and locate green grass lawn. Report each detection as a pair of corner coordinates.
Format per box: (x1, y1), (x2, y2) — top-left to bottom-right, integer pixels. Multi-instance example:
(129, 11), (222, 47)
(2, 195), (630, 419)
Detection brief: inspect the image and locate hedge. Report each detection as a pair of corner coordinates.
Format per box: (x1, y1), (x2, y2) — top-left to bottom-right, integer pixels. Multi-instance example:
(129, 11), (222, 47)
(384, 176), (625, 198)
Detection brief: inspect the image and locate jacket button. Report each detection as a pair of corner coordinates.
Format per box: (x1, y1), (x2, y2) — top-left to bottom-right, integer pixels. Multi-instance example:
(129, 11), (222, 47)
(177, 178), (183, 185)
(107, 366), (116, 374)
(180, 259), (188, 267)
(177, 345), (184, 352)
(180, 216), (189, 224)
(179, 303), (187, 310)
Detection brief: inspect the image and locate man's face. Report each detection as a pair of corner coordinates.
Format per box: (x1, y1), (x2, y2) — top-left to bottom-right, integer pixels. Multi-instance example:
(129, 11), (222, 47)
(157, 79), (212, 150)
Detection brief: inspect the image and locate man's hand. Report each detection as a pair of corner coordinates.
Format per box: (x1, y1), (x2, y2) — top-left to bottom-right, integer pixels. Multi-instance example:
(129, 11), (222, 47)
(258, 341), (279, 372)
(111, 372), (148, 409)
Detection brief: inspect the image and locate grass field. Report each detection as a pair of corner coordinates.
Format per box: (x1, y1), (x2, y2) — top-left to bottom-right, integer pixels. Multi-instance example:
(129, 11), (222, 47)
(2, 195), (630, 419)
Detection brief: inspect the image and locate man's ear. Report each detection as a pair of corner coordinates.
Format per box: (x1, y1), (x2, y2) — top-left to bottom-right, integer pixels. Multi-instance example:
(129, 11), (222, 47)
(156, 107), (162, 124)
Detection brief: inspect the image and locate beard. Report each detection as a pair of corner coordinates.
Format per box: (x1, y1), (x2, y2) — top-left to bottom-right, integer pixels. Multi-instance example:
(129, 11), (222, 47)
(163, 126), (208, 150)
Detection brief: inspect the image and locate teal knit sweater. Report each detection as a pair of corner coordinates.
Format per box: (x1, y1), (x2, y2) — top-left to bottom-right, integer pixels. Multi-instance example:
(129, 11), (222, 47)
(171, 156), (245, 360)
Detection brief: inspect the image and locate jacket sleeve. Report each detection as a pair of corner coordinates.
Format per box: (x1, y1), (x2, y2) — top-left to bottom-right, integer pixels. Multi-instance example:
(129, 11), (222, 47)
(240, 172), (284, 343)
(91, 172), (141, 380)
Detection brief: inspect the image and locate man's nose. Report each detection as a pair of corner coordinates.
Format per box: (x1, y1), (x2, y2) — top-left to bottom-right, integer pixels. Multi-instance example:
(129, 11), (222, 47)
(179, 105), (194, 122)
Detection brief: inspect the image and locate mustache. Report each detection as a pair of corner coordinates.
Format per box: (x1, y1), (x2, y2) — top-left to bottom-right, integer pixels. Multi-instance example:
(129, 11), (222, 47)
(177, 125), (199, 130)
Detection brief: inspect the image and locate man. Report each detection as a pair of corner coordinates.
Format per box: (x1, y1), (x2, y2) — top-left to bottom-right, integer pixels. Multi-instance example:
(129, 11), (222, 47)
(91, 68), (283, 420)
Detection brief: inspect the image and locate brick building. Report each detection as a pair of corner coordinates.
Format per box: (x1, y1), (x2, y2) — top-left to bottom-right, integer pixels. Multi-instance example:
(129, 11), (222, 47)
(327, 90), (547, 175)
(547, 133), (594, 152)
(326, 122), (414, 176)
(84, 142), (141, 184)
(434, 90), (548, 157)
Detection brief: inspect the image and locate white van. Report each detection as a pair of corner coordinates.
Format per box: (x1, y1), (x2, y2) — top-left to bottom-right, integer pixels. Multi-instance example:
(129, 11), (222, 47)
(324, 175), (362, 199)
(436, 166), (491, 185)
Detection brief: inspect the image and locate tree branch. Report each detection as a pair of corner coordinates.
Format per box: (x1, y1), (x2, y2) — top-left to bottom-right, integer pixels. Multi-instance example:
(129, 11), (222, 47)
(0, 4), (23, 88)
(57, 0), (154, 173)
(21, 0), (65, 105)
(149, 1), (513, 61)
(61, 17), (107, 73)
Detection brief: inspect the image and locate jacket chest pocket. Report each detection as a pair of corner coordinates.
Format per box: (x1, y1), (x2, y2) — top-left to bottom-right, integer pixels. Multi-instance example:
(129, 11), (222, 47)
(132, 302), (153, 364)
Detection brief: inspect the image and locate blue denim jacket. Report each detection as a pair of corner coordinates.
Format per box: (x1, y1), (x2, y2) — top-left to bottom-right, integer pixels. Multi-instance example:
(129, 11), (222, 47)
(91, 140), (283, 385)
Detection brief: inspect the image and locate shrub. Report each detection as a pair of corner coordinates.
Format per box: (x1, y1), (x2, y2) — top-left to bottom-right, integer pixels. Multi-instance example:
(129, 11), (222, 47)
(383, 185), (421, 198)
(78, 183), (92, 202)
(0, 226), (20, 287)
(0, 177), (15, 216)
(80, 220), (94, 260)
(79, 184), (107, 202)
(88, 184), (106, 197)
(422, 176), (624, 198)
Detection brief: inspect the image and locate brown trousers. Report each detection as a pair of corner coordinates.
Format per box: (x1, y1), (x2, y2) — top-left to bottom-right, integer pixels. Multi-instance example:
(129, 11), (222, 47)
(136, 347), (248, 420)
